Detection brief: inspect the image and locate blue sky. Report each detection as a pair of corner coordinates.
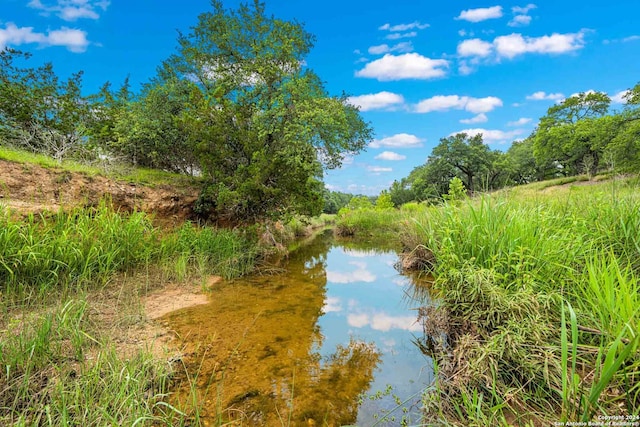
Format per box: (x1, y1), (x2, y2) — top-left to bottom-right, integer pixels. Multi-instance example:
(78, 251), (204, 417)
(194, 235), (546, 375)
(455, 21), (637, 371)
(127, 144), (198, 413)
(2, 0), (640, 195)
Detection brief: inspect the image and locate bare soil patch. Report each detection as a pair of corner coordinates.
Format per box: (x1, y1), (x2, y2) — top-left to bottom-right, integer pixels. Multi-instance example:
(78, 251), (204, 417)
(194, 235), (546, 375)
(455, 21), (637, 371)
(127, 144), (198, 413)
(0, 159), (199, 225)
(143, 276), (220, 320)
(82, 275), (221, 362)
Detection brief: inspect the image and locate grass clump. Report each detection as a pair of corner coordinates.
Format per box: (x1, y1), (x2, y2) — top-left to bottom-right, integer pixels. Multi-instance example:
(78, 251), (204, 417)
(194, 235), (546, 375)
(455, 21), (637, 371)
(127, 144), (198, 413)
(0, 299), (190, 426)
(334, 207), (404, 242)
(0, 200), (263, 425)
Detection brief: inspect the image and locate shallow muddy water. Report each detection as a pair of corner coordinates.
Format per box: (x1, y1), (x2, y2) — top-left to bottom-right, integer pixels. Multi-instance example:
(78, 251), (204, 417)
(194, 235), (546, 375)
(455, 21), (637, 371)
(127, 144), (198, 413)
(165, 230), (433, 426)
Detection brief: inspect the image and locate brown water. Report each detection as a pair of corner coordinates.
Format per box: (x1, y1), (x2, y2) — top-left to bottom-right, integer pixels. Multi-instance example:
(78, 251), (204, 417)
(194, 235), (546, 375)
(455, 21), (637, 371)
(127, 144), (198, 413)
(165, 230), (433, 426)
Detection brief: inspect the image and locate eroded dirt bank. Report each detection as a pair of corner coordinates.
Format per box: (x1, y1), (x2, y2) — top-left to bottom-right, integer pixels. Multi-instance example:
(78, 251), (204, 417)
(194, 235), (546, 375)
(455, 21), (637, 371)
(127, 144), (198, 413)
(0, 159), (199, 225)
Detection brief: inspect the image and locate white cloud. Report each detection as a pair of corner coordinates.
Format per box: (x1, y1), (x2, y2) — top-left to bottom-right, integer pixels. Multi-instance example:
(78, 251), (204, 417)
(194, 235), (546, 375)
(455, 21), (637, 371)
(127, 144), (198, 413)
(375, 151), (407, 161)
(622, 35), (640, 42)
(379, 21), (430, 31)
(526, 91), (565, 101)
(602, 35), (640, 44)
(611, 90), (631, 104)
(453, 128), (524, 143)
(507, 117), (532, 126)
(28, 0), (110, 21)
(347, 313), (370, 328)
(370, 313), (421, 332)
(368, 41), (413, 55)
(347, 312), (421, 332)
(355, 53), (449, 81)
(508, 15), (532, 27)
(509, 4), (536, 27)
(494, 31), (586, 58)
(456, 6), (503, 23)
(386, 31), (418, 40)
(457, 38), (493, 57)
(369, 133), (424, 148)
(0, 23), (89, 52)
(512, 3), (537, 14)
(368, 44), (389, 55)
(367, 166), (393, 173)
(327, 261), (376, 284)
(347, 91), (405, 111)
(47, 28), (90, 52)
(322, 297), (342, 314)
(458, 60), (475, 75)
(465, 97), (503, 113)
(414, 95), (503, 114)
(460, 113), (488, 124)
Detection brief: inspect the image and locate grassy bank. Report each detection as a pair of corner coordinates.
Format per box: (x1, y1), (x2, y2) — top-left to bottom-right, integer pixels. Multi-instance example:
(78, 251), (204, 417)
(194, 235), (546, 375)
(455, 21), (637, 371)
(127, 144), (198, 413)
(0, 194), (336, 425)
(0, 201), (262, 425)
(339, 177), (640, 424)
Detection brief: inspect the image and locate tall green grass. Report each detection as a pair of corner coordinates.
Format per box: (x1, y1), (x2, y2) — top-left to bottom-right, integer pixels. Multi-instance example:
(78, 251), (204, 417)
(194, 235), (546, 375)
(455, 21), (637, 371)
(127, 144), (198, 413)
(0, 202), (262, 425)
(335, 208), (405, 243)
(0, 202), (257, 304)
(0, 299), (198, 426)
(403, 183), (640, 423)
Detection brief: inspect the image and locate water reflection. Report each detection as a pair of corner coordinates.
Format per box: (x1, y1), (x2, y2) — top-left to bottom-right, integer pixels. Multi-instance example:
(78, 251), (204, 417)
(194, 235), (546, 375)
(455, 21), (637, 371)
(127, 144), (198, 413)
(165, 230), (433, 426)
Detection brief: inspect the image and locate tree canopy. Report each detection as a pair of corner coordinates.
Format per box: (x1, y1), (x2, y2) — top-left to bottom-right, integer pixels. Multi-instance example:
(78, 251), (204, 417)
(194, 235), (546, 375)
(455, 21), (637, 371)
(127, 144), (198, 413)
(152, 0), (372, 220)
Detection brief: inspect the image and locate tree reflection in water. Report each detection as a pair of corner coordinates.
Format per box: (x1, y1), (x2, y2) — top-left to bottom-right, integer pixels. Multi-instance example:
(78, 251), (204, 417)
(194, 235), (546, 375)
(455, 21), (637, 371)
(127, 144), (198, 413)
(165, 230), (430, 426)
(165, 231), (381, 425)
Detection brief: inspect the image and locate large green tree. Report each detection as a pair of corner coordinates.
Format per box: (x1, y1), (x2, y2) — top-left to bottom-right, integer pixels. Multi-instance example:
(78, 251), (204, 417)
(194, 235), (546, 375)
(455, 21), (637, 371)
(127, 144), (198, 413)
(430, 132), (500, 192)
(533, 91), (611, 176)
(156, 0), (371, 221)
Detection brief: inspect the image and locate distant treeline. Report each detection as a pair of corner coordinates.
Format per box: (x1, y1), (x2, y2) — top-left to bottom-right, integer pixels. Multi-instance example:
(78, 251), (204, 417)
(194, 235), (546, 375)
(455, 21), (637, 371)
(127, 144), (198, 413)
(388, 87), (640, 206)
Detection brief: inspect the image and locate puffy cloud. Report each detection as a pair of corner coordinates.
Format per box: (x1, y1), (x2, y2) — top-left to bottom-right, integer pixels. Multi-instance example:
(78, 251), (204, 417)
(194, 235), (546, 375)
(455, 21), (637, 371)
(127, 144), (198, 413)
(507, 117), (533, 126)
(457, 38), (493, 57)
(509, 15), (532, 26)
(347, 91), (405, 111)
(460, 113), (488, 124)
(456, 6), (503, 23)
(347, 312), (421, 332)
(512, 3), (537, 14)
(369, 133), (425, 148)
(509, 3), (536, 27)
(623, 35), (640, 42)
(355, 53), (449, 81)
(526, 91), (565, 101)
(452, 128), (524, 143)
(347, 313), (369, 328)
(374, 151), (407, 161)
(327, 261), (376, 284)
(379, 21), (430, 31)
(28, 0), (110, 21)
(0, 23), (89, 52)
(47, 28), (90, 52)
(322, 297), (342, 314)
(494, 31), (586, 58)
(367, 41), (413, 55)
(415, 95), (503, 114)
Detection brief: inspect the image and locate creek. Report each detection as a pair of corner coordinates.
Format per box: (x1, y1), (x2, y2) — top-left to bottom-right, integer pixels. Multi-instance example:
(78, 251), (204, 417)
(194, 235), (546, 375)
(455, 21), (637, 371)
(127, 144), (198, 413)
(165, 230), (434, 426)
